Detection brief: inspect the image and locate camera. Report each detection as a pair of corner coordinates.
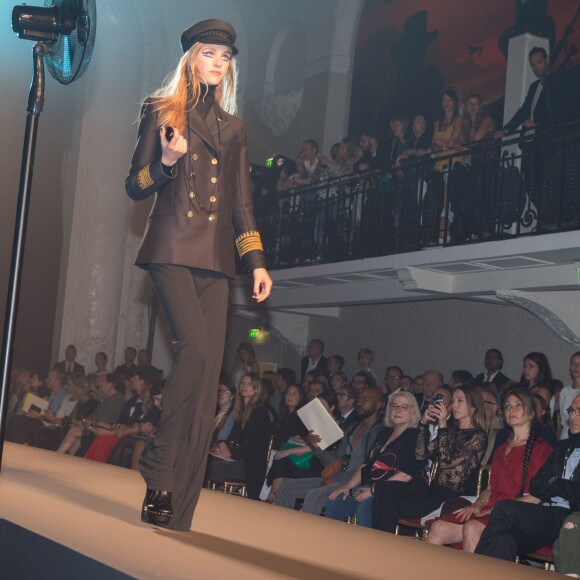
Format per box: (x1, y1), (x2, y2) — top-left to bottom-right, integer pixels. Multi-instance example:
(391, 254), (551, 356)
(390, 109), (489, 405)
(431, 393), (444, 405)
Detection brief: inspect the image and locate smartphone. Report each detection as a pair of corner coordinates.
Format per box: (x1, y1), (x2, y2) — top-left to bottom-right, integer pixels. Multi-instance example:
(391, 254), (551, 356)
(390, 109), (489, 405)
(430, 393), (444, 405)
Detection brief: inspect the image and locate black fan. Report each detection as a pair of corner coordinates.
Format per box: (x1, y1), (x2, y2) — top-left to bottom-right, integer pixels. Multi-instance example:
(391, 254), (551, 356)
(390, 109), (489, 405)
(0, 1), (98, 467)
(43, 0), (96, 84)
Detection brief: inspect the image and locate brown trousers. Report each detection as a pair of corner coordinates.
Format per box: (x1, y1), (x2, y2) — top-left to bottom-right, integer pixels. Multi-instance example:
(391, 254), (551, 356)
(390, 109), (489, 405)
(140, 264), (229, 531)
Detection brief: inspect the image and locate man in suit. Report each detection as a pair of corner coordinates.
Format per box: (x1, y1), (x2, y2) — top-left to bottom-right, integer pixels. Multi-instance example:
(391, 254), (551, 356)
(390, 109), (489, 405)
(473, 348), (510, 390)
(336, 385), (358, 431)
(52, 344), (85, 375)
(113, 346), (138, 377)
(495, 46), (552, 138)
(415, 370), (444, 414)
(300, 338), (328, 384)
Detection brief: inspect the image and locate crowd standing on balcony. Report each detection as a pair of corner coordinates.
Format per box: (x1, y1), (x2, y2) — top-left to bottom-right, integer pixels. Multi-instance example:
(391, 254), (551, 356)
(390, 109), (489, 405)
(261, 46), (579, 266)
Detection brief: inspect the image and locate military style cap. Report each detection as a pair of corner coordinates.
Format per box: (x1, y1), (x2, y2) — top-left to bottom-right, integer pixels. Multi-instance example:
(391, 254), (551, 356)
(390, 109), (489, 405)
(180, 19), (238, 55)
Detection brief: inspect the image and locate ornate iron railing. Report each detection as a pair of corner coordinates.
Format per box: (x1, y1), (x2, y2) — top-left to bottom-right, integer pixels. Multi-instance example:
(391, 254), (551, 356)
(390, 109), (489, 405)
(253, 119), (580, 270)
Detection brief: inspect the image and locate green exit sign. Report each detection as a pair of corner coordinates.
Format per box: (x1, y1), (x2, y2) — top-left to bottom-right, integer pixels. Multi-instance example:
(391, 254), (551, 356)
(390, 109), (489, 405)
(249, 329), (259, 340)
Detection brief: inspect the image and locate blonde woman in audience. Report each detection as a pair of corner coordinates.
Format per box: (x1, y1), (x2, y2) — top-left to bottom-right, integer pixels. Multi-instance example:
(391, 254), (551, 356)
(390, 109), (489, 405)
(205, 373), (274, 499)
(231, 342), (260, 388)
(372, 384), (488, 533)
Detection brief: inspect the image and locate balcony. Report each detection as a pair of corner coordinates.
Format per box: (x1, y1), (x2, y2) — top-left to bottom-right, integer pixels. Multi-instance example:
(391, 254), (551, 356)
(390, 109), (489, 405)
(232, 121), (580, 315)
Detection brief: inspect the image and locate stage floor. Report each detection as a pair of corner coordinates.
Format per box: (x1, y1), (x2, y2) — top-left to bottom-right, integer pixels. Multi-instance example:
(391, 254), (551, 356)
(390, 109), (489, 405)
(0, 443), (548, 579)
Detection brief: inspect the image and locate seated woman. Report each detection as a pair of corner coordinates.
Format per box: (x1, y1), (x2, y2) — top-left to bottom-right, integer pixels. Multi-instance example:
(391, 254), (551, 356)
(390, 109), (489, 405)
(209, 373), (236, 451)
(325, 391), (424, 527)
(205, 373), (274, 500)
(264, 384), (315, 503)
(230, 342), (260, 391)
(106, 382), (162, 468)
(426, 387), (552, 551)
(372, 384), (488, 534)
(35, 373), (99, 451)
(85, 370), (160, 463)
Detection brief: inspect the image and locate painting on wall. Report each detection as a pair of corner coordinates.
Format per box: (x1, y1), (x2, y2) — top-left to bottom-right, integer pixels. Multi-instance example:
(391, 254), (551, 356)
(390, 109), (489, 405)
(349, 0), (580, 138)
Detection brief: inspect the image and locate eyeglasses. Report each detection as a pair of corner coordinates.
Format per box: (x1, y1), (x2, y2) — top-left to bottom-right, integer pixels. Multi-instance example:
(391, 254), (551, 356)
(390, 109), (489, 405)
(217, 388), (231, 395)
(567, 406), (580, 417)
(389, 403), (409, 412)
(503, 402), (525, 411)
(385, 375), (401, 380)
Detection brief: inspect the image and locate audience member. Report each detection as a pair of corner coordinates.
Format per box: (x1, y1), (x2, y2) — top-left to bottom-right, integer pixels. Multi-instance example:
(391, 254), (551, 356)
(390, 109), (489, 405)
(336, 385), (358, 431)
(478, 384), (502, 464)
(372, 384), (488, 534)
(400, 375), (413, 393)
(553, 511), (580, 576)
(384, 366), (404, 399)
(326, 391), (424, 527)
(354, 134), (385, 172)
(113, 346), (138, 377)
(300, 339), (327, 384)
(330, 371), (348, 393)
(475, 393), (580, 562)
(205, 373), (274, 500)
(209, 373), (236, 449)
(231, 342), (260, 389)
(351, 370), (377, 391)
(416, 370), (444, 413)
(137, 349), (163, 380)
(400, 114), (431, 162)
(559, 352), (580, 440)
(474, 349), (511, 390)
(327, 354), (345, 376)
(432, 88), (463, 169)
(52, 344), (85, 375)
(275, 387), (384, 514)
(427, 387), (552, 552)
(93, 352), (108, 376)
(86, 369), (160, 463)
(6, 370), (69, 445)
(306, 380), (326, 401)
(327, 138), (356, 177)
(495, 47), (552, 138)
(291, 140), (330, 186)
(264, 385), (317, 504)
(357, 348), (378, 383)
(520, 351), (554, 405)
(449, 370), (474, 389)
(56, 373), (125, 456)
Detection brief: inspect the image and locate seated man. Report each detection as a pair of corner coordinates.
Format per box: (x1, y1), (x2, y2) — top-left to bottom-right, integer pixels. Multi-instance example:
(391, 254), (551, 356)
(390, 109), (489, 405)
(274, 387), (383, 515)
(6, 370), (68, 445)
(475, 394), (580, 561)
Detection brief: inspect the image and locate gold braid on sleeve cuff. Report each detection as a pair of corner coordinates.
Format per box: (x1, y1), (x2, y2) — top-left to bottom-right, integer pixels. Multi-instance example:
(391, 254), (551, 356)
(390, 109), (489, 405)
(136, 164), (154, 190)
(235, 230), (264, 258)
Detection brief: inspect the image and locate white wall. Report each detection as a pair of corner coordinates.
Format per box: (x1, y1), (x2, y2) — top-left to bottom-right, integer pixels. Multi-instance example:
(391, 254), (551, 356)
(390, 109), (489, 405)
(225, 298), (577, 384)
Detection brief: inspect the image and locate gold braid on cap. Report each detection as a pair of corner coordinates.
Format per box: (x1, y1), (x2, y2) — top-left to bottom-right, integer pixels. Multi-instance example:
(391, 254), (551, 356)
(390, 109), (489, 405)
(235, 230), (264, 257)
(136, 165), (154, 190)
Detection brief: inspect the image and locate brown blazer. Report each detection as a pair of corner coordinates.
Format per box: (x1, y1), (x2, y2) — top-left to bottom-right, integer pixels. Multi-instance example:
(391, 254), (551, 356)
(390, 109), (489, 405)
(125, 99), (265, 278)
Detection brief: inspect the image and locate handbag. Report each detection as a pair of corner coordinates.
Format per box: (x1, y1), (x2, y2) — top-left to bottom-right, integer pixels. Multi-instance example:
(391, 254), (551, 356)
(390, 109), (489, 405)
(321, 458), (342, 486)
(281, 441), (313, 470)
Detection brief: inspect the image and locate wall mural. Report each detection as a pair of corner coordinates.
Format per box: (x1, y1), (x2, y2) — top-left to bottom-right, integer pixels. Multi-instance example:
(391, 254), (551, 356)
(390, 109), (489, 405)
(349, 0), (580, 138)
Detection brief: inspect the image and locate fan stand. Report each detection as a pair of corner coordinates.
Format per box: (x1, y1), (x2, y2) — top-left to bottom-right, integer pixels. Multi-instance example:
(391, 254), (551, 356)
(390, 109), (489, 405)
(0, 41), (52, 469)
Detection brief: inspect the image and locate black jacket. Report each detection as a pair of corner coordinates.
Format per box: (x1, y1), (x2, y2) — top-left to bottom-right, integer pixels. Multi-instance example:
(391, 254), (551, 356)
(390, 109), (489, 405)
(530, 437), (580, 513)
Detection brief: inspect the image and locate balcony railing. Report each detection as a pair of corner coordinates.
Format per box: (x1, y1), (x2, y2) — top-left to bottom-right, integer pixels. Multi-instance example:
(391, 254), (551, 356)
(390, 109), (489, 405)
(254, 119), (580, 270)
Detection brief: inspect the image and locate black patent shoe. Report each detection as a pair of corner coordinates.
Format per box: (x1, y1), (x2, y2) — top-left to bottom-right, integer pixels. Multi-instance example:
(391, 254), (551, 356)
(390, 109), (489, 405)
(141, 489), (173, 527)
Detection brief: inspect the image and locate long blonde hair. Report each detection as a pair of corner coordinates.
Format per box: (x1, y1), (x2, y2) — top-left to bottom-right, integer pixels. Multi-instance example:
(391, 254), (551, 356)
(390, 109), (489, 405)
(146, 42), (239, 132)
